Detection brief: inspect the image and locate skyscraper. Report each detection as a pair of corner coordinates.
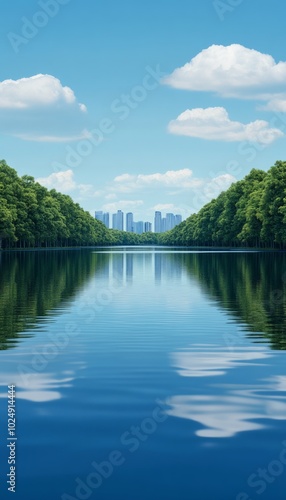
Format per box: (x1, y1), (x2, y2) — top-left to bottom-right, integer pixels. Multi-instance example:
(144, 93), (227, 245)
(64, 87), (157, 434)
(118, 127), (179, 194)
(136, 221), (144, 234)
(103, 213), (110, 229)
(154, 211), (162, 233)
(100, 209), (182, 233)
(117, 210), (124, 231)
(112, 213), (117, 230)
(112, 210), (124, 230)
(126, 212), (133, 232)
(95, 211), (104, 223)
(144, 222), (152, 232)
(166, 213), (176, 231)
(175, 214), (182, 226)
(95, 211), (109, 228)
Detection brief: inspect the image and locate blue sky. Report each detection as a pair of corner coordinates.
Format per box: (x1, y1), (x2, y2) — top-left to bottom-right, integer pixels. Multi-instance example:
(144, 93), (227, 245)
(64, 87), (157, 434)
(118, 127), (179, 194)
(1, 0), (286, 222)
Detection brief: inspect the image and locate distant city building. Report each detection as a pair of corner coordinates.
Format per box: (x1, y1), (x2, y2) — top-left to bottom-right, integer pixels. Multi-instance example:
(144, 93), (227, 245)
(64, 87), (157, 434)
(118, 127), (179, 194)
(103, 213), (110, 229)
(175, 214), (182, 226)
(126, 212), (133, 232)
(117, 210), (124, 231)
(98, 210), (183, 233)
(136, 221), (144, 235)
(112, 210), (124, 231)
(144, 222), (152, 232)
(154, 211), (162, 233)
(166, 213), (176, 231)
(95, 211), (109, 229)
(95, 211), (104, 223)
(154, 211), (182, 233)
(112, 213), (117, 230)
(132, 221), (144, 234)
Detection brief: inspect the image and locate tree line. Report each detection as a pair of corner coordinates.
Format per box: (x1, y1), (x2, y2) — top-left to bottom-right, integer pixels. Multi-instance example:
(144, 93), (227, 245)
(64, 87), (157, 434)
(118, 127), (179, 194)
(161, 161), (286, 248)
(1, 159), (286, 249)
(0, 160), (160, 248)
(0, 160), (118, 248)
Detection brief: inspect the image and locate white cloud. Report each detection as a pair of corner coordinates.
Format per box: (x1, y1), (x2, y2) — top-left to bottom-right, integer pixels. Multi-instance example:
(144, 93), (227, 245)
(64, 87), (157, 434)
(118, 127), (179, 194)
(263, 96), (286, 112)
(168, 107), (284, 144)
(93, 168), (238, 220)
(164, 44), (286, 99)
(13, 129), (92, 143)
(0, 74), (85, 111)
(0, 74), (88, 142)
(36, 169), (93, 196)
(35, 167), (239, 221)
(37, 170), (76, 192)
(79, 103), (87, 112)
(204, 173), (236, 197)
(113, 169), (202, 192)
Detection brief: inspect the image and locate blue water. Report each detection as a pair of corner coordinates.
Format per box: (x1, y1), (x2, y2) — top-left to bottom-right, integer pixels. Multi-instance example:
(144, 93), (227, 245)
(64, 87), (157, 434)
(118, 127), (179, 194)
(0, 248), (286, 499)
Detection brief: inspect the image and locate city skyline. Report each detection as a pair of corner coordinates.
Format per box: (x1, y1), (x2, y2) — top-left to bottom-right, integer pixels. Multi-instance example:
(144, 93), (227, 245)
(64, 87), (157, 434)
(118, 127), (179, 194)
(95, 209), (183, 233)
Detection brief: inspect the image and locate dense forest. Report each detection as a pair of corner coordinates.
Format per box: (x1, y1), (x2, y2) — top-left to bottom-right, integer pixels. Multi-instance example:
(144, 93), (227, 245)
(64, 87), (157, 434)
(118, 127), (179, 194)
(0, 160), (111, 248)
(0, 159), (153, 248)
(161, 161), (286, 248)
(1, 159), (286, 249)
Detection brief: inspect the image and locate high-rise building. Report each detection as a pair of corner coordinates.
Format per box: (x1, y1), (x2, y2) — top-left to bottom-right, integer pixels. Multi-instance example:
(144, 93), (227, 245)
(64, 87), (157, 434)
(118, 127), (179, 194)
(136, 221), (144, 234)
(175, 214), (182, 226)
(95, 211), (104, 223)
(166, 213), (176, 231)
(112, 210), (124, 230)
(154, 211), (162, 233)
(105, 209), (182, 233)
(117, 210), (124, 231)
(95, 211), (109, 228)
(112, 213), (117, 230)
(126, 212), (133, 232)
(144, 222), (152, 232)
(132, 221), (143, 234)
(103, 213), (110, 229)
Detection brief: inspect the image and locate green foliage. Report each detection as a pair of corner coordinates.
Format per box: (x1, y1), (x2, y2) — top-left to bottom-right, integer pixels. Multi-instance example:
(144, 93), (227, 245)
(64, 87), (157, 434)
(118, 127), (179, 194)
(161, 162), (286, 248)
(0, 160), (113, 249)
(1, 159), (286, 248)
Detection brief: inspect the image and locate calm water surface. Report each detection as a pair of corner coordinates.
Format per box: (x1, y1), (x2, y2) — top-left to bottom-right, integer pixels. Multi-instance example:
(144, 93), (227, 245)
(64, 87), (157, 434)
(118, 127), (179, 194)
(0, 247), (286, 500)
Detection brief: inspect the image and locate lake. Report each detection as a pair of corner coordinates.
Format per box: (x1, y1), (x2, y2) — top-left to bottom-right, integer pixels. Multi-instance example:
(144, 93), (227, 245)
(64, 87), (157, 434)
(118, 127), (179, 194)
(0, 247), (286, 500)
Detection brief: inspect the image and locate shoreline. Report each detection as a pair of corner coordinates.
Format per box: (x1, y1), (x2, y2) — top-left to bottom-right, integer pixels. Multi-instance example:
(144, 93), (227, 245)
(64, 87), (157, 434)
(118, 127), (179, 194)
(1, 245), (285, 253)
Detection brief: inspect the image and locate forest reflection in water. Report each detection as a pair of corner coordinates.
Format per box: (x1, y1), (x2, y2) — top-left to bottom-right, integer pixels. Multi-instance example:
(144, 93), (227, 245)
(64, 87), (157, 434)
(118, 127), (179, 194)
(0, 249), (285, 350)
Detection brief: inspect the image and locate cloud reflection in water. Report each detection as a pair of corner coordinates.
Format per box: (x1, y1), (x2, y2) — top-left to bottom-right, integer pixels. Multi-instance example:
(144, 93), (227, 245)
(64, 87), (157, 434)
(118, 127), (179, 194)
(165, 345), (286, 438)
